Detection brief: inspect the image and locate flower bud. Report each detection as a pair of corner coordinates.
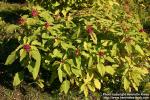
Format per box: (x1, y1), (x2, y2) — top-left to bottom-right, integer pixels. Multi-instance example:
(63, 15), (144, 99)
(31, 9), (38, 17)
(44, 22), (50, 29)
(23, 44), (31, 52)
(98, 51), (104, 57)
(139, 29), (144, 33)
(17, 17), (26, 25)
(86, 25), (93, 34)
(75, 49), (80, 56)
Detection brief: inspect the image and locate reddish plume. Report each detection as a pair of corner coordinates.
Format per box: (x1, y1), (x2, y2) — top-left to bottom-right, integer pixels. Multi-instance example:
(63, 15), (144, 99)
(17, 17), (26, 25)
(75, 49), (80, 56)
(98, 51), (105, 57)
(31, 9), (38, 17)
(139, 29), (144, 33)
(23, 44), (31, 52)
(86, 25), (93, 34)
(44, 22), (50, 29)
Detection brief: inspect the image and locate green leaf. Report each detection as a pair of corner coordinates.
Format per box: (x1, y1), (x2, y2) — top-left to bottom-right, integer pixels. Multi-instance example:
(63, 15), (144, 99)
(20, 49), (27, 61)
(61, 41), (75, 50)
(16, 45), (24, 52)
(31, 40), (41, 46)
(84, 73), (94, 84)
(80, 84), (88, 97)
(123, 77), (130, 91)
(111, 43), (117, 56)
(102, 41), (109, 46)
(23, 37), (28, 44)
(30, 46), (41, 80)
(138, 67), (149, 75)
(125, 45), (132, 55)
(94, 79), (101, 90)
(42, 33), (50, 39)
(62, 10), (67, 17)
(97, 63), (105, 77)
(144, 82), (150, 93)
(71, 67), (81, 77)
(132, 82), (138, 91)
(90, 32), (97, 44)
(88, 57), (93, 68)
(5, 24), (18, 33)
(5, 51), (17, 65)
(53, 49), (63, 58)
(61, 41), (69, 50)
(52, 24), (63, 30)
(33, 27), (41, 35)
(52, 1), (60, 7)
(60, 80), (70, 94)
(39, 11), (54, 23)
(134, 45), (144, 55)
(53, 39), (61, 47)
(58, 64), (63, 82)
(125, 56), (131, 65)
(130, 71), (142, 86)
(26, 18), (37, 25)
(75, 56), (81, 68)
(105, 56), (115, 63)
(87, 84), (95, 92)
(83, 42), (88, 51)
(67, 59), (75, 66)
(63, 64), (71, 76)
(33, 5), (44, 11)
(27, 64), (33, 73)
(84, 85), (88, 97)
(105, 66), (115, 75)
(80, 84), (85, 92)
(47, 30), (56, 36)
(36, 79), (44, 88)
(13, 72), (23, 86)
(81, 51), (90, 58)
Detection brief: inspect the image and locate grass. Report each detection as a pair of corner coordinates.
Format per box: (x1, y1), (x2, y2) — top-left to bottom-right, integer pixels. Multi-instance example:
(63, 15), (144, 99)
(0, 84), (54, 100)
(0, 82), (101, 100)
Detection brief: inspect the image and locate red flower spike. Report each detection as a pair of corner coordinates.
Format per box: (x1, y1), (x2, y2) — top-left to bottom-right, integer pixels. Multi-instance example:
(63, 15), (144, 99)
(86, 25), (93, 34)
(31, 9), (38, 17)
(98, 51), (105, 57)
(75, 49), (80, 56)
(44, 22), (50, 29)
(17, 17), (26, 25)
(139, 29), (144, 33)
(23, 44), (31, 52)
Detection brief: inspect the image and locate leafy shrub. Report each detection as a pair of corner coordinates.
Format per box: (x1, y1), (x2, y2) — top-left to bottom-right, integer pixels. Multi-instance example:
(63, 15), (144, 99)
(25, 0), (93, 10)
(4, 0), (150, 97)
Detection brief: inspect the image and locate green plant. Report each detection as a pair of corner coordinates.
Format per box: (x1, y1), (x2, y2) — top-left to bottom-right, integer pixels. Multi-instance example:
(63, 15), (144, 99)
(4, 0), (150, 97)
(25, 0), (92, 10)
